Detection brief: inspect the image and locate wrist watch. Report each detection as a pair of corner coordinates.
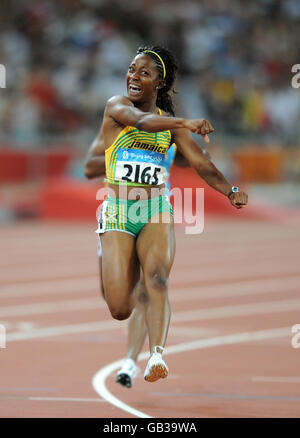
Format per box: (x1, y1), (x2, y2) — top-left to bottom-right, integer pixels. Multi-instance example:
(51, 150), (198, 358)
(227, 186), (240, 198)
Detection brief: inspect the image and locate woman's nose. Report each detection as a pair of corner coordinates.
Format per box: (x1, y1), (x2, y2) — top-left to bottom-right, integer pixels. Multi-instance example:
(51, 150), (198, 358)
(130, 71), (139, 80)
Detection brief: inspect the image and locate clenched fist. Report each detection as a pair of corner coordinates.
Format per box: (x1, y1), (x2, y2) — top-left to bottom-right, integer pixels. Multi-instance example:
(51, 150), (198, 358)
(183, 119), (214, 143)
(228, 191), (248, 209)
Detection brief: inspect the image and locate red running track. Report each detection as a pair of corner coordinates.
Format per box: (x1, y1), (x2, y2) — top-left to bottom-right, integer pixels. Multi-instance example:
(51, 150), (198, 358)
(0, 217), (300, 418)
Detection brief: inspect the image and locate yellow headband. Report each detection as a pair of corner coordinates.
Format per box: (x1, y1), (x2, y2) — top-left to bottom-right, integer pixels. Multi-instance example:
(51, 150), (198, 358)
(144, 50), (166, 79)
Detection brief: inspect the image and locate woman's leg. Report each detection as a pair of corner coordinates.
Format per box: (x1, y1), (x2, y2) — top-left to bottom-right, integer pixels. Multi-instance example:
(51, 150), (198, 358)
(98, 256), (105, 299)
(100, 231), (140, 321)
(136, 213), (176, 380)
(115, 278), (148, 387)
(126, 277), (148, 361)
(97, 239), (105, 299)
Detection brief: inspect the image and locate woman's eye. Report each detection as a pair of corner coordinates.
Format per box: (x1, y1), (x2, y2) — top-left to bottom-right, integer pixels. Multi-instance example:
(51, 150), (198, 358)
(142, 71), (148, 75)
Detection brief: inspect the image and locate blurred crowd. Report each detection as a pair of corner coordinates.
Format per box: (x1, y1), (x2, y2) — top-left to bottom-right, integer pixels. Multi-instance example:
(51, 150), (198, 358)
(0, 0), (299, 147)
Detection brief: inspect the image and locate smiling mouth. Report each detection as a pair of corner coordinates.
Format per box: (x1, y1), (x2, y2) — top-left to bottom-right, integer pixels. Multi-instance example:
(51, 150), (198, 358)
(128, 84), (142, 95)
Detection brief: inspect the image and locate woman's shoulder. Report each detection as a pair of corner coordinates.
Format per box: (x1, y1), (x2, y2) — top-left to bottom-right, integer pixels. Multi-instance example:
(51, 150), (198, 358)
(106, 95), (133, 107)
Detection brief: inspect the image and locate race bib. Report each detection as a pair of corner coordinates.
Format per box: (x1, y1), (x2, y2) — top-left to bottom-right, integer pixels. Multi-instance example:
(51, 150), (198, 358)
(115, 149), (168, 185)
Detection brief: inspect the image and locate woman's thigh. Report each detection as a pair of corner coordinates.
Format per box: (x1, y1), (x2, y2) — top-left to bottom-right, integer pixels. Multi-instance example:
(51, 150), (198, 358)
(100, 231), (140, 319)
(136, 214), (176, 287)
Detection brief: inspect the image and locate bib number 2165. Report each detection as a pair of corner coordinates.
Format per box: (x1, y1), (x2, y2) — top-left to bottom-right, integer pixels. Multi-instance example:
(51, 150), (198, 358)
(120, 163), (162, 185)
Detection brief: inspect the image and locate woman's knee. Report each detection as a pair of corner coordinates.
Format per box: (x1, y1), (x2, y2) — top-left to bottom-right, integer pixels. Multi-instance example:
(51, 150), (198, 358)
(145, 267), (168, 293)
(137, 280), (149, 304)
(105, 287), (134, 320)
(109, 304), (132, 321)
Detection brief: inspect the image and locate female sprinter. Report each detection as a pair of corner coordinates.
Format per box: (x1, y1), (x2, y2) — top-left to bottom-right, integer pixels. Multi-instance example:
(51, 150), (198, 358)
(85, 142), (190, 387)
(89, 45), (248, 383)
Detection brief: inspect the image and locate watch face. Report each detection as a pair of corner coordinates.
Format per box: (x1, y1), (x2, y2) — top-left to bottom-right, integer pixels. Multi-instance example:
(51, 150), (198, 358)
(232, 186), (240, 192)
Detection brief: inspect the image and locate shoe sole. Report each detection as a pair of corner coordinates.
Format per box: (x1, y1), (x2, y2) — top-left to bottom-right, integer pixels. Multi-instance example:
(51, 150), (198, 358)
(144, 363), (168, 383)
(116, 373), (132, 388)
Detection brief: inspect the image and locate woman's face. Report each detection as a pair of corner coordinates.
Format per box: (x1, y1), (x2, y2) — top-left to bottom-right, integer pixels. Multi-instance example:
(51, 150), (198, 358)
(126, 54), (163, 103)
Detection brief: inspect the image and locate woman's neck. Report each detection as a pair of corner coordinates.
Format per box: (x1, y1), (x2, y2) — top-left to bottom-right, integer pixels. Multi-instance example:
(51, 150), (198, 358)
(134, 100), (158, 113)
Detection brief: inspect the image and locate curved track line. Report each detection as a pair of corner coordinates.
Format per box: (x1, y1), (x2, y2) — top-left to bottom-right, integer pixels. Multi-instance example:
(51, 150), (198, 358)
(92, 357), (153, 419)
(92, 326), (290, 418)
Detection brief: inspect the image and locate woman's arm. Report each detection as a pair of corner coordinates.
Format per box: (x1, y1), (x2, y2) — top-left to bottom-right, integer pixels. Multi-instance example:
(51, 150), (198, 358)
(84, 136), (106, 179)
(173, 145), (211, 167)
(173, 149), (189, 167)
(106, 96), (214, 140)
(173, 128), (248, 209)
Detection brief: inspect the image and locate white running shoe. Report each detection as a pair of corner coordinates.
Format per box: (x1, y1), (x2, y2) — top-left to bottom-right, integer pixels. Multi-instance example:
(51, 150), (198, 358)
(144, 347), (169, 383)
(116, 358), (140, 388)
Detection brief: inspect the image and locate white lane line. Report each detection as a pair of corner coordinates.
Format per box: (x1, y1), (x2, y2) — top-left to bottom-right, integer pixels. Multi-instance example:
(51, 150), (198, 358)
(92, 326), (290, 418)
(6, 320), (122, 342)
(1, 257), (299, 288)
(252, 377), (300, 383)
(0, 395), (105, 403)
(28, 397), (105, 403)
(0, 265), (96, 283)
(15, 322), (37, 331)
(0, 243), (296, 269)
(1, 267), (299, 298)
(170, 264), (300, 284)
(169, 326), (219, 338)
(0, 277), (99, 298)
(174, 254), (300, 272)
(4, 298), (299, 342)
(0, 321), (39, 332)
(93, 358), (153, 419)
(1, 276), (300, 318)
(171, 298), (300, 323)
(1, 260), (298, 284)
(171, 275), (300, 301)
(0, 298), (105, 318)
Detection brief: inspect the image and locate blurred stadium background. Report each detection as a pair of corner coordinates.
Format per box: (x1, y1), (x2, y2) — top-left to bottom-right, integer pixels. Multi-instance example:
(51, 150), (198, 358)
(0, 0), (300, 221)
(1, 0), (300, 419)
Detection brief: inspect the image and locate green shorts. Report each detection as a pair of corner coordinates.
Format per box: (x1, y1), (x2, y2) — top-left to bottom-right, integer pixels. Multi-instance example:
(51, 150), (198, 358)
(96, 195), (173, 237)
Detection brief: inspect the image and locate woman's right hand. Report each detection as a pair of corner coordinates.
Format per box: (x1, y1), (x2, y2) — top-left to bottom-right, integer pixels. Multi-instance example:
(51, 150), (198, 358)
(183, 119), (214, 143)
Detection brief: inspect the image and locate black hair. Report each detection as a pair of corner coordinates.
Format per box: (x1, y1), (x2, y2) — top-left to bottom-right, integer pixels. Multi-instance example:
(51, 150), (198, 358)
(136, 45), (178, 117)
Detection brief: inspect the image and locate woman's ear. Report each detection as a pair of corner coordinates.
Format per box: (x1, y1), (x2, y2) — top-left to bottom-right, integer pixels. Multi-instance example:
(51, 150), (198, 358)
(155, 79), (166, 90)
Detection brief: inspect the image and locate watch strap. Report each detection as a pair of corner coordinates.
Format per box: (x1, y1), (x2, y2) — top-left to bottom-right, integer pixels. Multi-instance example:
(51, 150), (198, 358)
(227, 187), (240, 198)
